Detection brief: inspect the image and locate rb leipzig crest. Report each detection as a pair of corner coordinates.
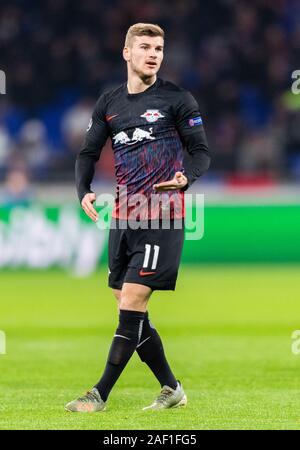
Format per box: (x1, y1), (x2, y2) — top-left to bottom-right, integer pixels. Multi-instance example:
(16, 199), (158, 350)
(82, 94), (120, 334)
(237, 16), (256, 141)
(140, 109), (164, 123)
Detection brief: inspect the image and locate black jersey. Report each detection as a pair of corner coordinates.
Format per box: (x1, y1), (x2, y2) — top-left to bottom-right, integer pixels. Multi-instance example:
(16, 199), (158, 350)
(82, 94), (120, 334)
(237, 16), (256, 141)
(75, 77), (210, 219)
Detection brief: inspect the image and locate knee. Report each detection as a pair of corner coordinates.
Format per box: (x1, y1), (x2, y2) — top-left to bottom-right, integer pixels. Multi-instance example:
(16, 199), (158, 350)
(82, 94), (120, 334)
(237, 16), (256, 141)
(119, 283), (151, 312)
(119, 295), (146, 312)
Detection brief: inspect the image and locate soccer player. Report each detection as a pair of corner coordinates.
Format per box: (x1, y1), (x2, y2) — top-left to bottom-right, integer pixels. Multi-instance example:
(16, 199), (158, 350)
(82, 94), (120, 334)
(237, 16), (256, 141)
(66, 23), (210, 412)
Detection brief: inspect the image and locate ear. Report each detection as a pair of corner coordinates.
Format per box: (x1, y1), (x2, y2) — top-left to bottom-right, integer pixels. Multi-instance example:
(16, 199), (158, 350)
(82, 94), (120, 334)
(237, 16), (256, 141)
(123, 47), (130, 62)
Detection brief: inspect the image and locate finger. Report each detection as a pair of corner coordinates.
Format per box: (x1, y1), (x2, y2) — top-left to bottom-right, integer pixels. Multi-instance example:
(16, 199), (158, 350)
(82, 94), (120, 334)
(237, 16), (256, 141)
(87, 206), (99, 221)
(154, 185), (179, 191)
(175, 171), (183, 178)
(175, 172), (186, 182)
(81, 194), (98, 221)
(154, 183), (182, 191)
(82, 199), (97, 213)
(86, 209), (98, 222)
(82, 201), (98, 221)
(153, 180), (174, 189)
(154, 180), (188, 191)
(175, 172), (187, 182)
(83, 206), (98, 222)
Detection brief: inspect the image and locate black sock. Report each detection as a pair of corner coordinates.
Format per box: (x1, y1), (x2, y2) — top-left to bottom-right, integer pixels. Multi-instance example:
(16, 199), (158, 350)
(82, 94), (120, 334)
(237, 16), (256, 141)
(95, 309), (145, 402)
(136, 312), (177, 390)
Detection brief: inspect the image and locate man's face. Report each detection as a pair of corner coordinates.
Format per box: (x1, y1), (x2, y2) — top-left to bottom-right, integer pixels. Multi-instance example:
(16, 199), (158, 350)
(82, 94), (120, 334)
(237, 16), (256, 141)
(124, 35), (164, 78)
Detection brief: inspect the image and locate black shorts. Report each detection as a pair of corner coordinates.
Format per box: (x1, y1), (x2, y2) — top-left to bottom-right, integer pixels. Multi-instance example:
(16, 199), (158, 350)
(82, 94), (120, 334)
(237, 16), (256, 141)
(108, 219), (185, 291)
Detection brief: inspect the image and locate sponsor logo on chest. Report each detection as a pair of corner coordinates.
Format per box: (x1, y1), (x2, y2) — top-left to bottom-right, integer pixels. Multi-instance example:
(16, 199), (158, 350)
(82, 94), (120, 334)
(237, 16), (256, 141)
(113, 128), (155, 145)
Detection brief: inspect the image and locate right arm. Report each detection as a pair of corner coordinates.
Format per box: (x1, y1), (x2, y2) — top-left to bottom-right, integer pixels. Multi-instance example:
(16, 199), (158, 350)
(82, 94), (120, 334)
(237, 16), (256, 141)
(75, 94), (109, 221)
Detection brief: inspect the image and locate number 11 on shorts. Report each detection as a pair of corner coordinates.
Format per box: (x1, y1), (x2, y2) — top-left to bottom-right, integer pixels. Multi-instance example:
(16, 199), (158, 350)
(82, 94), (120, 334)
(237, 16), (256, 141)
(143, 244), (160, 270)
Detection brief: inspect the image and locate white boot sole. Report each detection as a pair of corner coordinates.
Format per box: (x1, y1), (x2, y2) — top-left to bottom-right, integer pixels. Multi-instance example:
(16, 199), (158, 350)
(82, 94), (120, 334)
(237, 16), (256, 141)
(172, 394), (187, 408)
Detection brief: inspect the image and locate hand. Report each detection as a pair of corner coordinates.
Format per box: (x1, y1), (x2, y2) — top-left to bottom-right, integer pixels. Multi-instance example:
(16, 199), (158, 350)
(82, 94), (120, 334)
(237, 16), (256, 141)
(81, 192), (98, 222)
(153, 171), (188, 191)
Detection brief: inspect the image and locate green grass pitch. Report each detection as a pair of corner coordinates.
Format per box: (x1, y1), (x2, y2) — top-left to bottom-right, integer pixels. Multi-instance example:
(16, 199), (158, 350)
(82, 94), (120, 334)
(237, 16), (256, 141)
(1, 265), (300, 430)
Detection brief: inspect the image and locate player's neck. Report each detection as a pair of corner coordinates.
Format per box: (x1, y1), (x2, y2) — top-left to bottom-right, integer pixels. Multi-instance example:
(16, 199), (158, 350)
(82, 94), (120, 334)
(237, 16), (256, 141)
(127, 74), (157, 94)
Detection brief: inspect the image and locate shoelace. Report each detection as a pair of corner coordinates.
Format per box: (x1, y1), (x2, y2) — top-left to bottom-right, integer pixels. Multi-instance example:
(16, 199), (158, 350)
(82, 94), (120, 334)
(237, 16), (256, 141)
(157, 387), (173, 403)
(78, 391), (98, 403)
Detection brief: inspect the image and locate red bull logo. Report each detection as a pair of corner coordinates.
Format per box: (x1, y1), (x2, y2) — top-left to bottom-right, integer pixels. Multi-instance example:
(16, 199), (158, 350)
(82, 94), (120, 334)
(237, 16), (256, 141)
(112, 128), (156, 146)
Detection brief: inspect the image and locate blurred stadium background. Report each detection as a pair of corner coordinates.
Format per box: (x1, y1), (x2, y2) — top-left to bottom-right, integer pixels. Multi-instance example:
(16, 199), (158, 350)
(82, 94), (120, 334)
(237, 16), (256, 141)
(1, 0), (300, 430)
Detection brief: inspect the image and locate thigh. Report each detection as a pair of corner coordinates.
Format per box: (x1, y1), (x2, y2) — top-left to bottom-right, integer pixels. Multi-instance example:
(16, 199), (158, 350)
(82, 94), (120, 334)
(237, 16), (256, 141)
(124, 222), (185, 291)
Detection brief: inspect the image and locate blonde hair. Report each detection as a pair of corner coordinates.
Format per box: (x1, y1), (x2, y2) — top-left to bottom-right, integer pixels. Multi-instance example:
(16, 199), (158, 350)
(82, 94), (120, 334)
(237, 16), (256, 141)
(125, 23), (164, 47)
